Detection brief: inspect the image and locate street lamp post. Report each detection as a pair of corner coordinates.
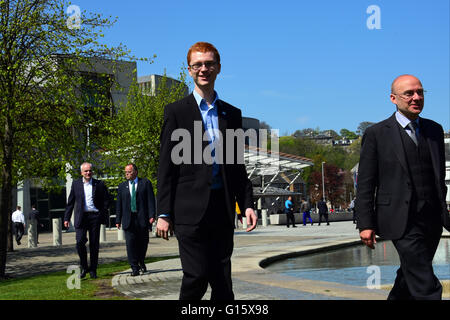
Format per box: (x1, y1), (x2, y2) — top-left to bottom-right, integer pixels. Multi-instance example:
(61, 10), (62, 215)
(321, 161), (326, 202)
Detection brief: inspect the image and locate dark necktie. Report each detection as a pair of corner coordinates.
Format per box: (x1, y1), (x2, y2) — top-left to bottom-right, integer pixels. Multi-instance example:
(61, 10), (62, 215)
(131, 181), (136, 212)
(407, 121), (419, 146)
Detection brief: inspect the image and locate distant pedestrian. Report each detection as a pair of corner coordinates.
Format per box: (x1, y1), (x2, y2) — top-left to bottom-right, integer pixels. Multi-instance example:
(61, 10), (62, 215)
(285, 196), (296, 228)
(12, 206), (25, 245)
(317, 200), (330, 226)
(300, 198), (313, 226)
(29, 204), (44, 244)
(349, 197), (356, 224)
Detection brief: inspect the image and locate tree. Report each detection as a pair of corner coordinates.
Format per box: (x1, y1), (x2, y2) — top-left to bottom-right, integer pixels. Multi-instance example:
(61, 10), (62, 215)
(356, 121), (375, 136)
(339, 128), (358, 140)
(321, 129), (340, 140)
(101, 72), (189, 192)
(308, 163), (345, 206)
(292, 128), (319, 138)
(0, 0), (134, 278)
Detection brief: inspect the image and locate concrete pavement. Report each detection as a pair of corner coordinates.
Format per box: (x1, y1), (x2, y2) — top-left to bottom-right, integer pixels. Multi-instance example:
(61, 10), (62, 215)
(6, 221), (450, 300)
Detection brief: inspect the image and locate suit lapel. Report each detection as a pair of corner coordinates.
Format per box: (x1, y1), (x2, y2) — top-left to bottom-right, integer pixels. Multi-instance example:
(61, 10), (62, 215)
(217, 100), (228, 134)
(421, 120), (442, 186)
(124, 181), (131, 203)
(217, 100), (228, 165)
(77, 179), (86, 209)
(135, 177), (140, 198)
(385, 114), (410, 176)
(92, 179), (97, 198)
(189, 94), (203, 124)
(188, 93), (209, 152)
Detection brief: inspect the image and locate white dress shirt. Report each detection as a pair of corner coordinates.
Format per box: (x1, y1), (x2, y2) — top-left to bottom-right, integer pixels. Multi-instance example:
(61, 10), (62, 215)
(395, 111), (420, 141)
(83, 178), (99, 212)
(128, 177), (138, 196)
(12, 210), (25, 224)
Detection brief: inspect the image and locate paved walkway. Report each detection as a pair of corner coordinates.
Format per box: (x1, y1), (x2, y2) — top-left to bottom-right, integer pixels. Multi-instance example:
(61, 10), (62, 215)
(6, 221), (450, 300)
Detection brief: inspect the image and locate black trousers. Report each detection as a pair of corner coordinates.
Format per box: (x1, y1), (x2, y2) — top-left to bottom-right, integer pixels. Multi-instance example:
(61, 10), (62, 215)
(175, 189), (234, 300)
(124, 214), (149, 271)
(75, 213), (101, 272)
(318, 213), (329, 225)
(13, 222), (24, 243)
(388, 203), (443, 300)
(286, 212), (296, 227)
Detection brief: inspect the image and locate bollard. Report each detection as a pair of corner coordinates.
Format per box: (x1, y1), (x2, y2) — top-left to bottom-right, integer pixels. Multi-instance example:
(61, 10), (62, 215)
(100, 224), (107, 243)
(117, 228), (125, 241)
(151, 221), (157, 238)
(52, 218), (62, 246)
(27, 219), (37, 248)
(242, 217), (248, 230)
(262, 209), (268, 227)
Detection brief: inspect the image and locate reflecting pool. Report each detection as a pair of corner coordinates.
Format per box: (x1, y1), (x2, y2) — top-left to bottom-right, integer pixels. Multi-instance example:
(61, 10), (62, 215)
(265, 239), (450, 287)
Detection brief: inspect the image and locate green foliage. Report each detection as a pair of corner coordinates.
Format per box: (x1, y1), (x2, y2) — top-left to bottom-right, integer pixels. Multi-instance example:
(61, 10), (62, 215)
(101, 71), (189, 195)
(279, 134), (361, 205)
(339, 128), (358, 140)
(0, 0), (142, 277)
(356, 121), (375, 136)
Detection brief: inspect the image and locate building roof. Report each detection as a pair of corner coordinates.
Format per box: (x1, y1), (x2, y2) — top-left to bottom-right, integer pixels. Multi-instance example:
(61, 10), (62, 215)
(245, 145), (313, 177)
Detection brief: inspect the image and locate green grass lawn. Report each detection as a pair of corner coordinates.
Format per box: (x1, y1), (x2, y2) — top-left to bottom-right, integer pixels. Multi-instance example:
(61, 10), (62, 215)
(0, 256), (178, 300)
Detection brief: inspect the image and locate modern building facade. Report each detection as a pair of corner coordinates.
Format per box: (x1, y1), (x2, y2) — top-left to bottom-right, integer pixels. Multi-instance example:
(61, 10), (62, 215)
(14, 57), (137, 232)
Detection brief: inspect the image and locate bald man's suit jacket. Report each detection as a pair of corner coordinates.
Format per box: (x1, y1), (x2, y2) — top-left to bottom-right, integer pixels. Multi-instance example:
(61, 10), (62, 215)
(356, 113), (450, 239)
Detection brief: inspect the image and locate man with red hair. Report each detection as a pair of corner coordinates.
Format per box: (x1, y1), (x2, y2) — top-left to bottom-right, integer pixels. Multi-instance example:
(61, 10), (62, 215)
(156, 42), (257, 300)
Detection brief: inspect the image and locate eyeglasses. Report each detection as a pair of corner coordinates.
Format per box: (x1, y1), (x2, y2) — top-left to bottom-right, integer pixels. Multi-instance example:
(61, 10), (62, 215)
(189, 61), (217, 71)
(393, 89), (426, 100)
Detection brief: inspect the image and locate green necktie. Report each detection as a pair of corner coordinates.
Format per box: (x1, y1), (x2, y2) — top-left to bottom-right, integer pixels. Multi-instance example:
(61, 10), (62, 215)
(131, 180), (136, 212)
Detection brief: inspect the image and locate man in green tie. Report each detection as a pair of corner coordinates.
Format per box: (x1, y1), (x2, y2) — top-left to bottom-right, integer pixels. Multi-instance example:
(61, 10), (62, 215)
(116, 164), (156, 276)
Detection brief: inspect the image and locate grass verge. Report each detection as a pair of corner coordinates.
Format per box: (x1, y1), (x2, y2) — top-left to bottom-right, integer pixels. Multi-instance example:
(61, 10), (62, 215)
(0, 256), (178, 300)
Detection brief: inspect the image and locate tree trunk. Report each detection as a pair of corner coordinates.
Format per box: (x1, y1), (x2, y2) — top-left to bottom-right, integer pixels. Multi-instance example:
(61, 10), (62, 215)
(0, 117), (14, 278)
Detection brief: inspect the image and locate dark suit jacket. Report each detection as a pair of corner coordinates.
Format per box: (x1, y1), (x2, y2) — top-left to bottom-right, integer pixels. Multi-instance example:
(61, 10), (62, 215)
(356, 113), (450, 239)
(64, 178), (110, 228)
(318, 201), (328, 214)
(116, 177), (156, 230)
(157, 93), (254, 226)
(29, 209), (40, 223)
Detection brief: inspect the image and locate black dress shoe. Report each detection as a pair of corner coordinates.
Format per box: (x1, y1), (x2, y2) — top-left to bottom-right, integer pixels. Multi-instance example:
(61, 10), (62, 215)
(131, 269), (140, 277)
(140, 264), (147, 273)
(89, 270), (97, 279)
(79, 269), (87, 279)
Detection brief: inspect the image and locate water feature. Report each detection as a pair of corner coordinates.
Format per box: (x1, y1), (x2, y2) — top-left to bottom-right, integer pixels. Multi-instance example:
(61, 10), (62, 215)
(265, 239), (450, 286)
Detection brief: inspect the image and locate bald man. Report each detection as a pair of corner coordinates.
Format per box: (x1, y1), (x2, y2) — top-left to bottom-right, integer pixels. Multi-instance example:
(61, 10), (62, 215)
(356, 75), (449, 300)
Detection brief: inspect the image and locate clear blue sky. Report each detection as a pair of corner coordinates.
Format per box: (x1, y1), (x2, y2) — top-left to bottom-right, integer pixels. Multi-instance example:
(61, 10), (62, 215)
(74, 0), (449, 135)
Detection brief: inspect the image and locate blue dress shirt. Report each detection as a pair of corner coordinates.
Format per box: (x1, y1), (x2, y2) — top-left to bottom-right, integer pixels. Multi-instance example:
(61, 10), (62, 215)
(193, 90), (223, 189)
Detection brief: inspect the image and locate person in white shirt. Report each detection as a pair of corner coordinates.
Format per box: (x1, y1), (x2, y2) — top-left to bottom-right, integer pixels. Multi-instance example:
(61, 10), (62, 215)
(12, 206), (25, 245)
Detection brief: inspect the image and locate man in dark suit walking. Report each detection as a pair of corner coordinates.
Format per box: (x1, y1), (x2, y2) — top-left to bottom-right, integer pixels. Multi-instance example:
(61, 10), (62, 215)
(356, 75), (450, 300)
(317, 199), (329, 226)
(64, 162), (110, 279)
(116, 164), (156, 276)
(29, 204), (43, 244)
(156, 42), (257, 300)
